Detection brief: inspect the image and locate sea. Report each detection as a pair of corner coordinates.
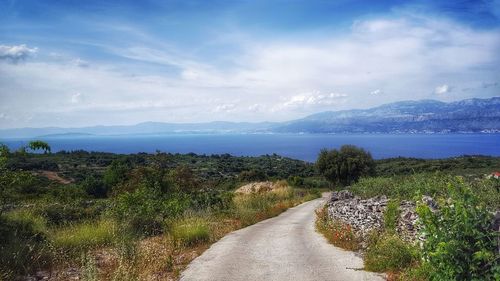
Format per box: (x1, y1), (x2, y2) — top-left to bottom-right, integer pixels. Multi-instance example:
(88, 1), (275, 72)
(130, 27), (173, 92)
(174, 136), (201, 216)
(1, 133), (499, 162)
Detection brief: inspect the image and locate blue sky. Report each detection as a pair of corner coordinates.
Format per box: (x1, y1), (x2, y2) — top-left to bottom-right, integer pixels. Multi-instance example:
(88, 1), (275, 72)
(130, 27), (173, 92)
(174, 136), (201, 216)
(0, 0), (499, 128)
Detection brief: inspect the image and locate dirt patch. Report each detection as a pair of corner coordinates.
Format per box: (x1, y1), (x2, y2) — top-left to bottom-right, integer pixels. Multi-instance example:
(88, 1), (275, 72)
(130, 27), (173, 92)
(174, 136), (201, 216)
(234, 181), (287, 194)
(39, 171), (74, 184)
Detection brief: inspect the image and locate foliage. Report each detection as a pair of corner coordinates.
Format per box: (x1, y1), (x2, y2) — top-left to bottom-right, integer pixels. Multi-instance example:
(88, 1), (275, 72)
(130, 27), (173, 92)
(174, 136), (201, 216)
(364, 233), (417, 272)
(416, 182), (500, 280)
(384, 199), (400, 233)
(103, 160), (130, 190)
(0, 145), (35, 215)
(316, 145), (375, 186)
(81, 175), (108, 198)
(170, 217), (210, 246)
(51, 219), (116, 255)
(315, 206), (360, 251)
(349, 173), (500, 209)
(376, 155), (500, 177)
(0, 210), (50, 278)
(239, 169), (268, 182)
(28, 140), (51, 154)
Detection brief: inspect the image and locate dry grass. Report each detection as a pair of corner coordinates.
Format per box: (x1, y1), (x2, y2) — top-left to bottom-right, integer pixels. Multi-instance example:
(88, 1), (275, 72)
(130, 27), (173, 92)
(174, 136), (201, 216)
(44, 186), (320, 280)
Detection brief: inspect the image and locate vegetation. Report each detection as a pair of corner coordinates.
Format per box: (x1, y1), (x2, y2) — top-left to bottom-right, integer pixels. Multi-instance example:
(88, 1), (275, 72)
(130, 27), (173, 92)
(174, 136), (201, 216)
(316, 145), (375, 186)
(314, 147), (499, 280)
(0, 142), (322, 279)
(1, 140), (499, 280)
(315, 206), (360, 251)
(364, 233), (417, 273)
(416, 183), (499, 280)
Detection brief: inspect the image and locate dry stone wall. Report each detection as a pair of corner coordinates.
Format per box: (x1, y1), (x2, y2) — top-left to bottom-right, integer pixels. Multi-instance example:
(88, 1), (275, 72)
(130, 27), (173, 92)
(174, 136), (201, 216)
(327, 190), (421, 243)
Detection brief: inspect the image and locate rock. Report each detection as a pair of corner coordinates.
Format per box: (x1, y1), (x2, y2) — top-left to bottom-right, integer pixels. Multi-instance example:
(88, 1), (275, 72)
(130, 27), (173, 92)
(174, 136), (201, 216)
(235, 181), (286, 194)
(327, 191), (424, 245)
(330, 190), (354, 201)
(422, 195), (438, 211)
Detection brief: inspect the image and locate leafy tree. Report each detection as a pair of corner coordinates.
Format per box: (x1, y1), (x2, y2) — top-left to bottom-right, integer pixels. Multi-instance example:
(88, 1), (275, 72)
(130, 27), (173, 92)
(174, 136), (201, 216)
(27, 140), (51, 154)
(316, 145), (375, 186)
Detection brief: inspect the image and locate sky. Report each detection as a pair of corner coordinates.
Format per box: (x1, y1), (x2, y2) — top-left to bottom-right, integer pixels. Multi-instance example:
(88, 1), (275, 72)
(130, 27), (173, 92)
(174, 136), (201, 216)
(0, 0), (499, 129)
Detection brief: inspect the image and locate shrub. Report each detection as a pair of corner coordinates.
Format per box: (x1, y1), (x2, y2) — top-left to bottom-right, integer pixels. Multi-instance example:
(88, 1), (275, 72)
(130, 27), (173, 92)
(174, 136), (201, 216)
(111, 187), (190, 235)
(364, 233), (416, 272)
(39, 202), (106, 225)
(51, 219), (116, 255)
(170, 217), (210, 246)
(384, 199), (400, 233)
(316, 145), (375, 186)
(349, 173), (463, 200)
(417, 182), (500, 280)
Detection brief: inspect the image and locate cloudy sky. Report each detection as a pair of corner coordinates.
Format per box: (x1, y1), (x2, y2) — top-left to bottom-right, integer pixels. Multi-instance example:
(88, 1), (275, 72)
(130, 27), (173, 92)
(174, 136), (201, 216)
(1, 0), (499, 128)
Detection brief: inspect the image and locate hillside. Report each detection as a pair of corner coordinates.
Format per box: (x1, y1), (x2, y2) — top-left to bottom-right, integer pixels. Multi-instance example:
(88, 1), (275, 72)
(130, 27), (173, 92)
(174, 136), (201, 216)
(275, 97), (500, 133)
(1, 97), (499, 138)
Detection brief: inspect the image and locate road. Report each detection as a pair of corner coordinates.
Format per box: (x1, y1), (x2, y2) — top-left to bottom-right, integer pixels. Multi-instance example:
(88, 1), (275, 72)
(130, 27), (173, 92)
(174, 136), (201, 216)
(180, 194), (385, 281)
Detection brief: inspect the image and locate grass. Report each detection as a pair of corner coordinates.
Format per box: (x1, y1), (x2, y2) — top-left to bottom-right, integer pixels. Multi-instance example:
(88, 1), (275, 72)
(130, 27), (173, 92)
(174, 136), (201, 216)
(51, 219), (117, 255)
(170, 217), (210, 246)
(2, 185), (321, 280)
(383, 199), (400, 233)
(89, 186), (321, 280)
(364, 233), (417, 273)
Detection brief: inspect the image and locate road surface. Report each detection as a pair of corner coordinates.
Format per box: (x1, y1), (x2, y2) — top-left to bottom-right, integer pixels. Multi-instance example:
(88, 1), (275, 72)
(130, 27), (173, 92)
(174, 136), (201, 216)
(181, 194), (385, 281)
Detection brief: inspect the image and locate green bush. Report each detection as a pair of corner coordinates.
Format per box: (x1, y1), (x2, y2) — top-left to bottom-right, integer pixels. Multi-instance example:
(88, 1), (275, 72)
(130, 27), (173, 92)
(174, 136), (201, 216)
(417, 182), (500, 280)
(111, 186), (190, 235)
(170, 217), (210, 246)
(364, 233), (416, 272)
(350, 173), (463, 200)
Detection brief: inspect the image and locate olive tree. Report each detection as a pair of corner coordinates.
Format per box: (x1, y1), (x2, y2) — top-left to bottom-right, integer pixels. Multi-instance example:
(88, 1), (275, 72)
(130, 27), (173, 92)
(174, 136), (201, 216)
(316, 145), (375, 186)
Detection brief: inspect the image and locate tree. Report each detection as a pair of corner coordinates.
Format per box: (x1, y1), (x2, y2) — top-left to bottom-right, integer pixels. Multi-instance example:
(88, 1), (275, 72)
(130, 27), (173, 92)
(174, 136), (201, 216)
(316, 145), (375, 186)
(28, 140), (51, 154)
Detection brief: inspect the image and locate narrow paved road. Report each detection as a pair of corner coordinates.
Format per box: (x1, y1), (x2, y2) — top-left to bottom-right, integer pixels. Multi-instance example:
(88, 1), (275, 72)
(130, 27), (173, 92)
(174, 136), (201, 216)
(181, 194), (384, 281)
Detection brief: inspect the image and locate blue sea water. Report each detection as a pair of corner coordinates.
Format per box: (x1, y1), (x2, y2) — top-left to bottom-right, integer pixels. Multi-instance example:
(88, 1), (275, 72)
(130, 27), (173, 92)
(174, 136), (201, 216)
(1, 133), (499, 162)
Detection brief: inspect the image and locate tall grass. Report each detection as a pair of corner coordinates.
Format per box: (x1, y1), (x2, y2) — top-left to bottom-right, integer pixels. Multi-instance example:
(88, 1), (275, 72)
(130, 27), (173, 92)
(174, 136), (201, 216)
(51, 219), (117, 255)
(0, 210), (51, 279)
(170, 217), (210, 246)
(364, 233), (418, 273)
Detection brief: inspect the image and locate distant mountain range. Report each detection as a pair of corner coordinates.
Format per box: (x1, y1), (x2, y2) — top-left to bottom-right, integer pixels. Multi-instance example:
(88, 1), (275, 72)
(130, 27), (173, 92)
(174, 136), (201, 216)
(1, 97), (499, 138)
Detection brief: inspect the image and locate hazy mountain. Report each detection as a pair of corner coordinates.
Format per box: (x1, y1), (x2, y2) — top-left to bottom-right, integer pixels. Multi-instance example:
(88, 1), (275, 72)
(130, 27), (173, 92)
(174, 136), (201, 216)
(1, 97), (499, 138)
(275, 97), (500, 133)
(0, 121), (277, 138)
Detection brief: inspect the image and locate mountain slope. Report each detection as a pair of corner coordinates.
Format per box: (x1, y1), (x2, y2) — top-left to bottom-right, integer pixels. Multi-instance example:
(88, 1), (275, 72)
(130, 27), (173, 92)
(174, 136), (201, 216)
(275, 97), (500, 133)
(0, 97), (499, 138)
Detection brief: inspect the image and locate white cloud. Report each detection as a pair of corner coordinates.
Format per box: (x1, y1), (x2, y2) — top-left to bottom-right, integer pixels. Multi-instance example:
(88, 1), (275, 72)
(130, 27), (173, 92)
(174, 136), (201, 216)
(214, 103), (236, 113)
(248, 104), (262, 112)
(0, 12), (499, 128)
(434, 84), (450, 95)
(72, 58), (89, 68)
(70, 92), (83, 104)
(276, 92), (348, 111)
(0, 44), (37, 63)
